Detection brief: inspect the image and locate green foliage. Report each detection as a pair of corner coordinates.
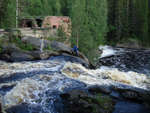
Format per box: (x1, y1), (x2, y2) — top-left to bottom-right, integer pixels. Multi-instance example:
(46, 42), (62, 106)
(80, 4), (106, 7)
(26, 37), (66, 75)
(44, 45), (52, 51)
(46, 28), (67, 43)
(107, 0), (150, 47)
(12, 36), (35, 51)
(1, 0), (16, 28)
(0, 47), (2, 53)
(0, 38), (5, 53)
(0, 40), (3, 53)
(95, 94), (113, 110)
(85, 93), (114, 113)
(57, 27), (68, 42)
(70, 0), (108, 62)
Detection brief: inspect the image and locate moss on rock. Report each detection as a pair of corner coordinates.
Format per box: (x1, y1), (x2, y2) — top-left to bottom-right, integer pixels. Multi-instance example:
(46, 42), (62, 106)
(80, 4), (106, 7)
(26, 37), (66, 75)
(61, 89), (115, 113)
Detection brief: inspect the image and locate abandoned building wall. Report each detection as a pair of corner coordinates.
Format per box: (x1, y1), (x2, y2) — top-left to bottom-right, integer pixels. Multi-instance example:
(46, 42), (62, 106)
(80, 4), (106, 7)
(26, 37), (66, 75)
(19, 19), (38, 28)
(42, 16), (71, 37)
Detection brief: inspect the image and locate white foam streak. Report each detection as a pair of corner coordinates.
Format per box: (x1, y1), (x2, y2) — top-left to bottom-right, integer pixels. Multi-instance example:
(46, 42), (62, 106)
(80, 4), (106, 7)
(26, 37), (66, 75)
(62, 62), (150, 90)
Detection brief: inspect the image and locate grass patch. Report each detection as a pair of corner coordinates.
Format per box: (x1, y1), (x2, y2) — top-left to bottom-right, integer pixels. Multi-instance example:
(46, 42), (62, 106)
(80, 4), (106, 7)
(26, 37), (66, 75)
(0, 46), (2, 53)
(43, 45), (52, 51)
(46, 28), (68, 43)
(95, 93), (114, 111)
(0, 38), (4, 53)
(11, 36), (36, 51)
(83, 93), (114, 113)
(46, 36), (67, 43)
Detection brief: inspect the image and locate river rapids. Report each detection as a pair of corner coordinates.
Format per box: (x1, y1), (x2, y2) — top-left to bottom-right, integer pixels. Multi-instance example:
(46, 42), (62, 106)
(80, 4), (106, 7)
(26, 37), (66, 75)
(0, 46), (150, 113)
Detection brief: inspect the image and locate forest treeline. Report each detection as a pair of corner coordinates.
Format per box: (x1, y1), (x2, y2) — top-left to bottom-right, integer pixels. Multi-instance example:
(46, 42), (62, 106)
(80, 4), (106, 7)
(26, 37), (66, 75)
(0, 0), (150, 61)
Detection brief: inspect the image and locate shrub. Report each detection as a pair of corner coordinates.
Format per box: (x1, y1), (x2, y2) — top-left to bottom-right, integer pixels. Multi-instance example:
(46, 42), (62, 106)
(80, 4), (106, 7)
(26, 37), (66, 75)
(44, 45), (52, 51)
(12, 36), (36, 51)
(0, 47), (2, 53)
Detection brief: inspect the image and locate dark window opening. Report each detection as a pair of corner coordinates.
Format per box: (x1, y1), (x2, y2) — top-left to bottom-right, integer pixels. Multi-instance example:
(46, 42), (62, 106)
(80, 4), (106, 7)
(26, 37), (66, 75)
(26, 21), (33, 27)
(53, 25), (57, 29)
(36, 19), (43, 27)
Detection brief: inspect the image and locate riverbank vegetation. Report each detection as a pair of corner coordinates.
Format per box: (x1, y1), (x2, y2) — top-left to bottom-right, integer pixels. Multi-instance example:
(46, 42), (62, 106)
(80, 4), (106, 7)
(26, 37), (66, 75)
(0, 33), (36, 51)
(0, 0), (149, 61)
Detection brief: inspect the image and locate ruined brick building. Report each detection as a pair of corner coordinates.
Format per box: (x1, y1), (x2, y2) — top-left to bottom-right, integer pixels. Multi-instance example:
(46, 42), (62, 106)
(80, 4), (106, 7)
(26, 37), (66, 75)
(19, 16), (71, 37)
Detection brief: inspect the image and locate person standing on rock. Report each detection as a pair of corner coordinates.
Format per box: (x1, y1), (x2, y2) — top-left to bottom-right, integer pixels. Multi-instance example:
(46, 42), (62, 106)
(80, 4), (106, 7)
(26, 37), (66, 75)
(72, 45), (79, 56)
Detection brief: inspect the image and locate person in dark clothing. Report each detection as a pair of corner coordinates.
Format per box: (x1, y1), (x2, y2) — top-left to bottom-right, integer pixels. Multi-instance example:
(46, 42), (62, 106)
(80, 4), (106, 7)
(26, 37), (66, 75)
(72, 45), (79, 56)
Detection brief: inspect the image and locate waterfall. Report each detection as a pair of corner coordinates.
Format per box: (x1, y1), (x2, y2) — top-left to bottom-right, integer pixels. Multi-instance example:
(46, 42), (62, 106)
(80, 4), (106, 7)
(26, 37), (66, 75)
(40, 38), (44, 52)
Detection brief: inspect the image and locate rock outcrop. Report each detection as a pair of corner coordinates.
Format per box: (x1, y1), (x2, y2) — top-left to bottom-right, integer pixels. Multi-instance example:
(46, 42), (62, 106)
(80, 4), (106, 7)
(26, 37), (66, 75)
(0, 36), (91, 67)
(0, 98), (2, 113)
(61, 89), (115, 113)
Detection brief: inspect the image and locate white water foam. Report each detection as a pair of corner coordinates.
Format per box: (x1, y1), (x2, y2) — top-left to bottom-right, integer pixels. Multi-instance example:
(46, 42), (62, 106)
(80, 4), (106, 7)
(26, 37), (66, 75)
(99, 45), (117, 58)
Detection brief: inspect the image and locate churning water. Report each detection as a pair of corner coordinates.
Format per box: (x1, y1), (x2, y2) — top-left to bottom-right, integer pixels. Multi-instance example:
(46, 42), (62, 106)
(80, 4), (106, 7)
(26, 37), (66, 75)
(98, 46), (150, 76)
(0, 59), (86, 113)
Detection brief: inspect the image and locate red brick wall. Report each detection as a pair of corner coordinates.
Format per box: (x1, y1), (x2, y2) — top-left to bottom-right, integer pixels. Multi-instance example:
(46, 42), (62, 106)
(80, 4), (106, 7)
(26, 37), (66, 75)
(42, 16), (71, 36)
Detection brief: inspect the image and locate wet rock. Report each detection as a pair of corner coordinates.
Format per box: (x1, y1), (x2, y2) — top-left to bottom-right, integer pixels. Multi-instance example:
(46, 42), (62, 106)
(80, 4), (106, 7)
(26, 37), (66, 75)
(0, 43), (34, 62)
(0, 43), (20, 61)
(0, 98), (2, 113)
(61, 89), (115, 113)
(22, 36), (51, 49)
(10, 51), (34, 62)
(0, 104), (2, 113)
(110, 91), (121, 99)
(5, 103), (43, 113)
(50, 41), (91, 67)
(1, 43), (20, 52)
(50, 41), (71, 53)
(60, 54), (90, 68)
(139, 92), (150, 104)
(30, 50), (59, 60)
(121, 91), (139, 100)
(113, 101), (150, 113)
(0, 84), (16, 93)
(0, 54), (11, 62)
(88, 85), (111, 94)
(111, 85), (150, 103)
(5, 103), (30, 113)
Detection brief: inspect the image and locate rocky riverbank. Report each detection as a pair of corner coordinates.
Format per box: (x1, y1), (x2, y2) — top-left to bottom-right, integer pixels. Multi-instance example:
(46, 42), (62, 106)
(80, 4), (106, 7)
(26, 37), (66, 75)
(0, 35), (91, 68)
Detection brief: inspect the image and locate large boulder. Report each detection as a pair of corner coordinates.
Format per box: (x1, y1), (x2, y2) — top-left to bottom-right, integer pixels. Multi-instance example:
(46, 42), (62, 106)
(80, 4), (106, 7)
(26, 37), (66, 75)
(50, 41), (72, 52)
(10, 51), (34, 62)
(0, 43), (20, 62)
(21, 37), (51, 49)
(22, 37), (72, 53)
(0, 42), (34, 62)
(0, 95), (2, 113)
(1, 43), (20, 52)
(30, 50), (60, 60)
(61, 89), (115, 113)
